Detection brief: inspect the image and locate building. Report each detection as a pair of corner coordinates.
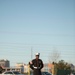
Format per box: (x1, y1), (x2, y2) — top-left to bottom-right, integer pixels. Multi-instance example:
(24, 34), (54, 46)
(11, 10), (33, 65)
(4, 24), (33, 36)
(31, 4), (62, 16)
(2, 63), (29, 73)
(15, 63), (29, 73)
(42, 63), (48, 72)
(3, 67), (21, 73)
(0, 59), (10, 67)
(48, 63), (53, 73)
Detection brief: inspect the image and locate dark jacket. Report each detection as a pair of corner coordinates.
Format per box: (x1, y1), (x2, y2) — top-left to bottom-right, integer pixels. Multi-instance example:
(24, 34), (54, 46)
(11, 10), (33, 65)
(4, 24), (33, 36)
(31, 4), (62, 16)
(29, 59), (44, 75)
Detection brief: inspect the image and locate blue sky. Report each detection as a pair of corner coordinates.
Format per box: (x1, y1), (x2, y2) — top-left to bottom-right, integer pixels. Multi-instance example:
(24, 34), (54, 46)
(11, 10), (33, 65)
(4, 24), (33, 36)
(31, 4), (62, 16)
(0, 0), (75, 66)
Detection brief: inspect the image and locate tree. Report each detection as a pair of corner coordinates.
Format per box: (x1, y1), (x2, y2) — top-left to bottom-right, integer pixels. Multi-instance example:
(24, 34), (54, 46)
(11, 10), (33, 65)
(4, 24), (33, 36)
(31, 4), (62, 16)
(49, 48), (60, 63)
(57, 60), (71, 70)
(56, 60), (71, 75)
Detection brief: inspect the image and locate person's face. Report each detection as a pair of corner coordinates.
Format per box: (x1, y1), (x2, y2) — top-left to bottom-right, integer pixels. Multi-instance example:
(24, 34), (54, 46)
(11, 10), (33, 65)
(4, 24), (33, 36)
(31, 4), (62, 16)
(36, 55), (39, 59)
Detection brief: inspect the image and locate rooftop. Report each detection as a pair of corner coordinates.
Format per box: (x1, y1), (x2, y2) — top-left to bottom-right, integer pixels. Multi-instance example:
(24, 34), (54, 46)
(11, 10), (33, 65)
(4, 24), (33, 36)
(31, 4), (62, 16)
(0, 59), (9, 62)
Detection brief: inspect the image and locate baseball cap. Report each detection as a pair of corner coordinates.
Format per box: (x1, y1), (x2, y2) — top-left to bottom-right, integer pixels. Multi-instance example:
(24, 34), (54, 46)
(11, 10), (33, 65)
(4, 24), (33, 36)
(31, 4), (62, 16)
(35, 53), (40, 56)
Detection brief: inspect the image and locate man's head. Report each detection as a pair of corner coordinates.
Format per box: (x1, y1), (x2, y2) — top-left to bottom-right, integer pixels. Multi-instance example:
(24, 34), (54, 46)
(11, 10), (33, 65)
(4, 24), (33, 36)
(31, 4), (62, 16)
(35, 53), (40, 59)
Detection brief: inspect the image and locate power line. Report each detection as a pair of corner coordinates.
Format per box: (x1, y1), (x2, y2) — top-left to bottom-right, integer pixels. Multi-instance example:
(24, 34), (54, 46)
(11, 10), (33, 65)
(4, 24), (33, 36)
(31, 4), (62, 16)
(0, 31), (75, 37)
(0, 42), (75, 46)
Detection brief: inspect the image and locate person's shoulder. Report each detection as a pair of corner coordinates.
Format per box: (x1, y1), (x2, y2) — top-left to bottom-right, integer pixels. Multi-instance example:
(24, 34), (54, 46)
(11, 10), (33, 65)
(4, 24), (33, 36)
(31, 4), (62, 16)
(39, 59), (43, 61)
(32, 59), (36, 61)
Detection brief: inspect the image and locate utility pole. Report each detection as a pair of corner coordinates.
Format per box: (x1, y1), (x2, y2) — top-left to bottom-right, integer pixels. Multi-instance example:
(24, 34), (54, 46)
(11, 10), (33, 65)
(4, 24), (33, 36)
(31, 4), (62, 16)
(28, 47), (33, 75)
(31, 47), (33, 60)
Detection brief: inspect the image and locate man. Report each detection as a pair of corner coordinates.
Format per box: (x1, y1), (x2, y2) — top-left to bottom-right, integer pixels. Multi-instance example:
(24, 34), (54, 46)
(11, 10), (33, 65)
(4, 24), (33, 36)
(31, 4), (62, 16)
(29, 53), (44, 75)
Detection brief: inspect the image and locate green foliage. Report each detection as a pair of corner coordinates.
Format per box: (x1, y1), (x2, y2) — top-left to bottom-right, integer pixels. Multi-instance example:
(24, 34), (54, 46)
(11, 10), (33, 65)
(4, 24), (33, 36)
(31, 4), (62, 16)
(55, 60), (71, 75)
(56, 60), (71, 70)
